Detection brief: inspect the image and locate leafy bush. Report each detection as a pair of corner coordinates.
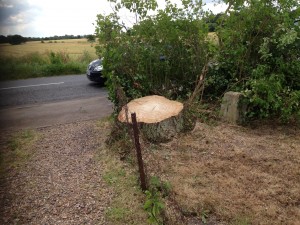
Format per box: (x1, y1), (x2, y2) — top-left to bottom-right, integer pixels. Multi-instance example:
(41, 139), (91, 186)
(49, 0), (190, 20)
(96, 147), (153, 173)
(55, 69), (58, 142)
(95, 0), (211, 110)
(95, 0), (299, 122)
(209, 0), (300, 122)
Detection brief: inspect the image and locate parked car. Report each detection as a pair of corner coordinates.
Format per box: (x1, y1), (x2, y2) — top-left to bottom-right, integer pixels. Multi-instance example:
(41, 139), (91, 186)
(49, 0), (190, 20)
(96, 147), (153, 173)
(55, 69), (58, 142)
(86, 58), (106, 85)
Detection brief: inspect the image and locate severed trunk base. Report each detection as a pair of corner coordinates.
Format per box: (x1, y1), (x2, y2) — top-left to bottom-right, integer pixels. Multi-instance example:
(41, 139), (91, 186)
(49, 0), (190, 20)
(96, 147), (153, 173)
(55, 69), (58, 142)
(141, 112), (184, 143)
(118, 95), (196, 143)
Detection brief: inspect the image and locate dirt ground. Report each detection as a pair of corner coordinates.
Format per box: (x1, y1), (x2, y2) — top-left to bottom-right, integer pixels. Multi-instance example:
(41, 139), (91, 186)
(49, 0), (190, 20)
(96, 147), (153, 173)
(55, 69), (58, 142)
(0, 121), (114, 224)
(0, 120), (149, 225)
(143, 121), (300, 224)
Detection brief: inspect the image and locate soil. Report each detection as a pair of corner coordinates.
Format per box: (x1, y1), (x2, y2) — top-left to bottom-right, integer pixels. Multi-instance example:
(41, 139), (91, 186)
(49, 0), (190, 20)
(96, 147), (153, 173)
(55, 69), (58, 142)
(143, 121), (300, 224)
(1, 119), (299, 225)
(0, 121), (113, 224)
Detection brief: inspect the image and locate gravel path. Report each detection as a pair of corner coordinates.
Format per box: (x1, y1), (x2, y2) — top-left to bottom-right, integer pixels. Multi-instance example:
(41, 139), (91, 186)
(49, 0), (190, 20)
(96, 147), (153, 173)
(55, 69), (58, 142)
(0, 120), (113, 224)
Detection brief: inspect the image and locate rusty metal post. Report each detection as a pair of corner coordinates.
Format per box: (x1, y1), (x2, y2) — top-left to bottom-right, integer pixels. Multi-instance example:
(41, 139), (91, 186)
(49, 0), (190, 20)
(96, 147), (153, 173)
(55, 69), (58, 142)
(131, 112), (147, 191)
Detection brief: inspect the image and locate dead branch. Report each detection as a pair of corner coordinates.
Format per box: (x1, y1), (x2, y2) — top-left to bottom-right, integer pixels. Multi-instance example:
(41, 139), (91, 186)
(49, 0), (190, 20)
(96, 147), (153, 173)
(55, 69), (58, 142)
(187, 62), (209, 105)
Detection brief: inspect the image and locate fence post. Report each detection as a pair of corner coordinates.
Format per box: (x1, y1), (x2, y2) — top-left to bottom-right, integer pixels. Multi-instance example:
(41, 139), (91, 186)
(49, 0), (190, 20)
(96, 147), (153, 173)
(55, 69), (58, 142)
(131, 112), (147, 191)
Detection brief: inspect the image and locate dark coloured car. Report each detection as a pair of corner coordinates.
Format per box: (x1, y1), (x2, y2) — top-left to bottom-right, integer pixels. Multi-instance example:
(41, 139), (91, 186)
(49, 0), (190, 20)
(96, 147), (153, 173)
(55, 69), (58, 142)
(86, 59), (106, 85)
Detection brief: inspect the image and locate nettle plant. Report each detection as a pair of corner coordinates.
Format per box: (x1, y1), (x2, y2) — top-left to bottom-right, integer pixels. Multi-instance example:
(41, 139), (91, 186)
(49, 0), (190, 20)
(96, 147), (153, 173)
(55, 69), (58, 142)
(212, 0), (300, 121)
(95, 0), (211, 109)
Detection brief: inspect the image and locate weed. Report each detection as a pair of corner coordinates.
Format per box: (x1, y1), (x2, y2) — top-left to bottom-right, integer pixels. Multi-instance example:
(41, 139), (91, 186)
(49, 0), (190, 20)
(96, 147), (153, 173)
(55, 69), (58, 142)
(201, 209), (210, 224)
(143, 176), (173, 224)
(144, 190), (165, 225)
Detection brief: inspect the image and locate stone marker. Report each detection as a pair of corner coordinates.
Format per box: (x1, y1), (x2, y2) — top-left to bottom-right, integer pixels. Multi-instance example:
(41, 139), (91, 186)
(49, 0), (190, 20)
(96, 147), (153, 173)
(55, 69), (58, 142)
(220, 91), (247, 124)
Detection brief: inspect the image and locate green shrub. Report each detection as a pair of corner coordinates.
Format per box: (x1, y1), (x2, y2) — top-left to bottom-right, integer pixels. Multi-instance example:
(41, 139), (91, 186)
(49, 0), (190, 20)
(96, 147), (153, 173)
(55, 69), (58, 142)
(210, 0), (300, 122)
(95, 1), (210, 110)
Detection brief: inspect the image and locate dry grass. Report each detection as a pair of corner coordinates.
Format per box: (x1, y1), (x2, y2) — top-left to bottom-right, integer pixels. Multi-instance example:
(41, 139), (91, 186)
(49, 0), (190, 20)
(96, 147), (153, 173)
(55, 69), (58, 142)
(143, 121), (300, 224)
(0, 38), (97, 59)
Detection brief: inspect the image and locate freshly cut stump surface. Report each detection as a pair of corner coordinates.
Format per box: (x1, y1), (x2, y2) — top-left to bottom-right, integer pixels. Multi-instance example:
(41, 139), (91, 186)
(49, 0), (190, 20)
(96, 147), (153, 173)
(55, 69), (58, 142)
(0, 121), (113, 224)
(118, 95), (183, 123)
(118, 95), (184, 142)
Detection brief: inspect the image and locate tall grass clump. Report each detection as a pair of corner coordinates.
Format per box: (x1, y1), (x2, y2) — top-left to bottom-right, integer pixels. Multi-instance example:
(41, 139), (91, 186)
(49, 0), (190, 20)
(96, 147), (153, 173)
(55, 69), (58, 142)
(0, 50), (93, 81)
(77, 50), (95, 64)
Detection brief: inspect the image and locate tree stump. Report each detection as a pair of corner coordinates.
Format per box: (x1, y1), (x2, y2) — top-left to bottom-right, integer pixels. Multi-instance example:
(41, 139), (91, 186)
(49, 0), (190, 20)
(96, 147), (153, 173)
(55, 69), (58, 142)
(118, 95), (185, 143)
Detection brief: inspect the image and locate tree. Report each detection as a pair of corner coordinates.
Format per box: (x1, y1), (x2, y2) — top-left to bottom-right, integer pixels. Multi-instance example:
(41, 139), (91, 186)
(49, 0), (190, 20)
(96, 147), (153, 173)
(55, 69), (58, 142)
(86, 34), (96, 43)
(110, 0), (158, 23)
(7, 35), (26, 45)
(0, 35), (8, 43)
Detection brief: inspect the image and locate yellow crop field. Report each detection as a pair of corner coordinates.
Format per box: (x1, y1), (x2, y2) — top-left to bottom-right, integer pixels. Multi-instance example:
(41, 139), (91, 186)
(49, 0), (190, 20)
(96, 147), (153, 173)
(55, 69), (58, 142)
(0, 38), (98, 59)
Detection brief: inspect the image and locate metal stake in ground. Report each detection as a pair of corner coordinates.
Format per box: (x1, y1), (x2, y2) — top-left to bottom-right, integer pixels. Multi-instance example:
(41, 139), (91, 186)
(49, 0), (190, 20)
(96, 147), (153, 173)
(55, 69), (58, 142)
(131, 112), (147, 191)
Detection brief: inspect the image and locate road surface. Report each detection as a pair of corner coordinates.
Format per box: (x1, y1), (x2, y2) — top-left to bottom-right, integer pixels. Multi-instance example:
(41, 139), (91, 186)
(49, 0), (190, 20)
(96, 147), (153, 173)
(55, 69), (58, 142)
(0, 75), (113, 130)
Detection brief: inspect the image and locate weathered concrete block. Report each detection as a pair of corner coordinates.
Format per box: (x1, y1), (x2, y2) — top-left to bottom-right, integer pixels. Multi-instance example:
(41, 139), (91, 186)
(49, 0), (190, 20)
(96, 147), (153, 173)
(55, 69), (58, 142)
(220, 92), (247, 124)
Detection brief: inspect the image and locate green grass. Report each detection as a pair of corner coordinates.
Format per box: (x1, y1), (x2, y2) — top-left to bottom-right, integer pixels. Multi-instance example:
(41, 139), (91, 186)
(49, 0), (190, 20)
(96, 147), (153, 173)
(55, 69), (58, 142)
(101, 159), (148, 225)
(95, 119), (149, 225)
(0, 130), (39, 177)
(106, 207), (130, 222)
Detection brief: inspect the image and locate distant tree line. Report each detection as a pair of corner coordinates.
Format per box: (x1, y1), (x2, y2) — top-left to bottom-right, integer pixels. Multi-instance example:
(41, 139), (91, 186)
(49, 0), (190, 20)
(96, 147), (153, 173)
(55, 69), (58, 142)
(0, 34), (95, 45)
(0, 35), (27, 45)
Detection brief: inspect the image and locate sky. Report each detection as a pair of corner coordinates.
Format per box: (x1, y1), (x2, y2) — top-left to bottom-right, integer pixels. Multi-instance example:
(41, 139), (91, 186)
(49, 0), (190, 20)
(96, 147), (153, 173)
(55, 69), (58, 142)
(0, 0), (227, 38)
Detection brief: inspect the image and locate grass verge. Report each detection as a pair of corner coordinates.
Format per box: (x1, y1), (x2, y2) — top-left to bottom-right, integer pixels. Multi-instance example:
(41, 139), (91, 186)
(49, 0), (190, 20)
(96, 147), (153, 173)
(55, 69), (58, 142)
(95, 119), (149, 225)
(0, 130), (39, 177)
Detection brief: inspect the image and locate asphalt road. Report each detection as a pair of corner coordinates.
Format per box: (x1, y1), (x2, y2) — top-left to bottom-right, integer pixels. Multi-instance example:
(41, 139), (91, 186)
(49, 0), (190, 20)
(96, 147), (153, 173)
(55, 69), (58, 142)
(0, 75), (108, 108)
(0, 75), (113, 130)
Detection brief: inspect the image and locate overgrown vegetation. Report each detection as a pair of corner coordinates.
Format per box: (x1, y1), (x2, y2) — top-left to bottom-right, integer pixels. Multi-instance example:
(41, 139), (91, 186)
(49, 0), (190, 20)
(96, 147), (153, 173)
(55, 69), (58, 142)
(96, 0), (211, 108)
(95, 0), (300, 122)
(212, 0), (300, 122)
(0, 50), (94, 80)
(97, 0), (299, 223)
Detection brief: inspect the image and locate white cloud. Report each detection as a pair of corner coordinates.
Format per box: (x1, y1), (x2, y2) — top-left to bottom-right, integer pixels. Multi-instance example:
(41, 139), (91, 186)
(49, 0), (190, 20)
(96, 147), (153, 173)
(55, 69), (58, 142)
(0, 0), (227, 37)
(204, 1), (227, 14)
(26, 0), (110, 37)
